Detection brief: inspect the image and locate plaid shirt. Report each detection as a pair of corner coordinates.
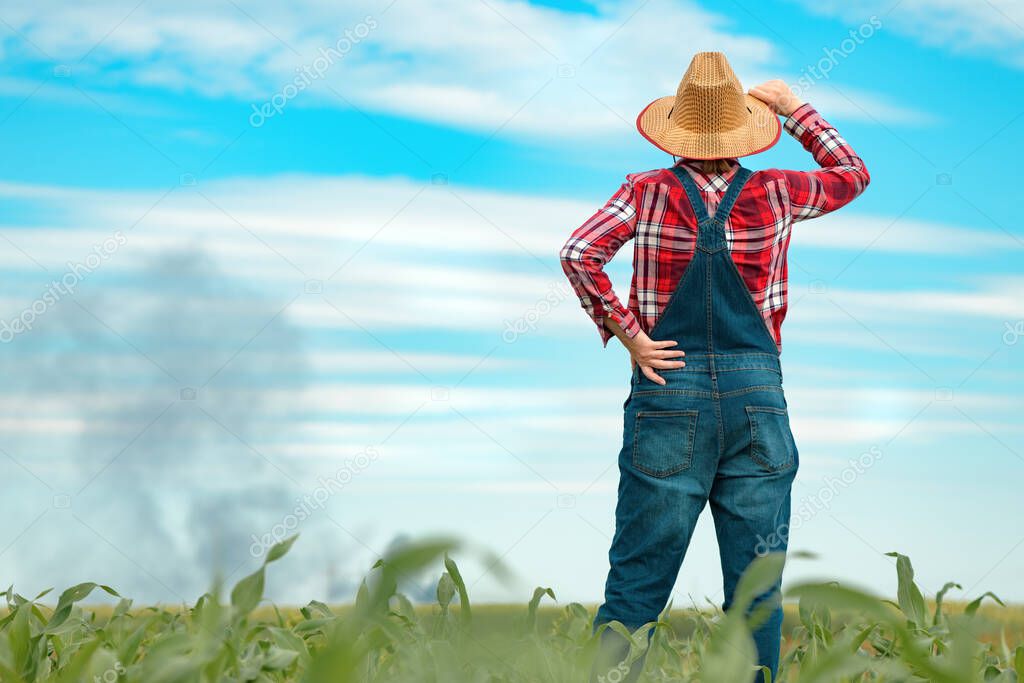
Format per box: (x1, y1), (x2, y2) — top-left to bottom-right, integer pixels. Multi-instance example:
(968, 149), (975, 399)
(560, 103), (869, 349)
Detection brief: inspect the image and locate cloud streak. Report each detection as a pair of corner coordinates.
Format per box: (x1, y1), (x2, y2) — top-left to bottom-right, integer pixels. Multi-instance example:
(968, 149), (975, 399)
(798, 0), (1024, 68)
(0, 0), (928, 137)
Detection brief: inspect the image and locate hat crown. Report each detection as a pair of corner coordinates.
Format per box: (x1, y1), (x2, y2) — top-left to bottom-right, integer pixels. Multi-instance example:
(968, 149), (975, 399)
(671, 52), (748, 134)
(635, 51), (780, 160)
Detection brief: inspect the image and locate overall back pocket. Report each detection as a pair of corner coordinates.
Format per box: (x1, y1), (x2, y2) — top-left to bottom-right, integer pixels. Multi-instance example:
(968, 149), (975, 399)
(632, 410), (699, 477)
(746, 406), (798, 472)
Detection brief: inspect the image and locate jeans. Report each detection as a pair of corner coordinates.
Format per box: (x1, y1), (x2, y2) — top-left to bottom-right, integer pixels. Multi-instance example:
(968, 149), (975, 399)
(593, 354), (797, 681)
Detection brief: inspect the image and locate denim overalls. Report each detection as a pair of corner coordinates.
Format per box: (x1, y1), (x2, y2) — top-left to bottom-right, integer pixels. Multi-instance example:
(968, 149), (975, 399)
(593, 166), (798, 682)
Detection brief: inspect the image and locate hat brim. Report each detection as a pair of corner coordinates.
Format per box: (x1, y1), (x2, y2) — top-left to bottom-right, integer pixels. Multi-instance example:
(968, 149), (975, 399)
(636, 94), (781, 159)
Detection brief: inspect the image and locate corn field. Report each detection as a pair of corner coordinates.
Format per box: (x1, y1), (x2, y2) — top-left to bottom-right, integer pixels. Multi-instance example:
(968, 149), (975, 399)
(1, 535), (1020, 682)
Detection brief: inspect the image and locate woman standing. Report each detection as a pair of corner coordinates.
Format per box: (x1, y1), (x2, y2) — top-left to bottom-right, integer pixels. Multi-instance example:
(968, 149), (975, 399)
(560, 52), (869, 682)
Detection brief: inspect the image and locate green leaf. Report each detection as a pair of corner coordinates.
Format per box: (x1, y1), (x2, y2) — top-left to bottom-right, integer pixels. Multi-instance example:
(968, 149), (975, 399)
(44, 582), (120, 633)
(525, 586), (556, 633)
(443, 552), (472, 627)
(304, 599), (333, 617)
(787, 582), (900, 625)
(117, 621), (150, 666)
(965, 591), (1005, 617)
(262, 646), (299, 671)
(732, 552), (785, 615)
(110, 596), (133, 622)
(885, 552), (929, 627)
(933, 581), (961, 625)
(265, 534), (299, 564)
(697, 612), (757, 683)
(793, 628), (876, 683)
(436, 572), (455, 611)
(54, 638), (102, 683)
(7, 603), (31, 674)
(268, 626), (310, 663)
(292, 617), (334, 635)
(230, 566), (266, 616)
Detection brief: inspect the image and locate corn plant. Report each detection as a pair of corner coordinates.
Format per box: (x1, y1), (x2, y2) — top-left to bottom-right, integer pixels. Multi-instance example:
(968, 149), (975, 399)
(0, 535), (1019, 682)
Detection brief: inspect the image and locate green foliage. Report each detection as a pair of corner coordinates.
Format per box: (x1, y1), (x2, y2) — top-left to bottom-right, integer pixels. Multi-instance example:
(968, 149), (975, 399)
(0, 537), (1019, 682)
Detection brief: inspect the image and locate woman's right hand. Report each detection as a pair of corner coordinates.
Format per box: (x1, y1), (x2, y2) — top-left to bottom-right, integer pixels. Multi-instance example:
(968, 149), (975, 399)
(623, 330), (686, 386)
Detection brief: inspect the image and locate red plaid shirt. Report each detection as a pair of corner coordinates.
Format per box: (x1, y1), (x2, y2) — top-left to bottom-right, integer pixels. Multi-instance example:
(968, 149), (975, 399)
(560, 103), (869, 350)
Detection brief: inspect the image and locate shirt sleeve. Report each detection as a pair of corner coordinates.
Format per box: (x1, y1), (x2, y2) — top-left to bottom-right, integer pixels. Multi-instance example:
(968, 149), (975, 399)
(560, 178), (642, 346)
(781, 103), (871, 222)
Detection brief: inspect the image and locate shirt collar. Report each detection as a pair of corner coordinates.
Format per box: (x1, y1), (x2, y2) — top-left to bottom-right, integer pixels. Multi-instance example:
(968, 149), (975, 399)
(674, 158), (740, 192)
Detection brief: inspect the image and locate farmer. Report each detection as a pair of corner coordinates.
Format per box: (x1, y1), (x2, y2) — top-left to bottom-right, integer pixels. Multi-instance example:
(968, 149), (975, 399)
(560, 52), (869, 682)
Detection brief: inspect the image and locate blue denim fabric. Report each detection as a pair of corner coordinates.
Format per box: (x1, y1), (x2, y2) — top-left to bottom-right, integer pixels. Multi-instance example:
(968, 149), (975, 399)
(592, 167), (799, 683)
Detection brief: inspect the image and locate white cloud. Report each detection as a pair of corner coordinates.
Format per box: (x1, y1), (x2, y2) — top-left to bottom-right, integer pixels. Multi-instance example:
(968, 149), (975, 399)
(1, 174), (1019, 269)
(0, 174), (1020, 346)
(0, 0), (926, 136)
(791, 283), (1024, 322)
(5, 382), (1020, 452)
(796, 0), (1024, 68)
(795, 212), (1024, 254)
(796, 87), (938, 126)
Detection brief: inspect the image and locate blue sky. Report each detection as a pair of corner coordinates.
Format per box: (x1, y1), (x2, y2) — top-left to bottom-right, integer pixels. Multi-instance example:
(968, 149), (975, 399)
(1, 0), (1022, 607)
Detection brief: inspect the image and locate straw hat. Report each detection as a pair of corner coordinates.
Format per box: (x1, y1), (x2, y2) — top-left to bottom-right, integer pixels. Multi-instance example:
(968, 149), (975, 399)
(636, 52), (780, 159)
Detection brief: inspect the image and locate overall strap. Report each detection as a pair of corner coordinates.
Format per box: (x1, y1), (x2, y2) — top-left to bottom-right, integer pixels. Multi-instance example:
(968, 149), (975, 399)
(670, 165), (753, 251)
(670, 165), (711, 225)
(711, 166), (752, 225)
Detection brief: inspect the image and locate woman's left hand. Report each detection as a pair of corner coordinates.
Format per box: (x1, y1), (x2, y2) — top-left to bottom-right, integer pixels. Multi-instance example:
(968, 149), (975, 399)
(621, 330), (686, 386)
